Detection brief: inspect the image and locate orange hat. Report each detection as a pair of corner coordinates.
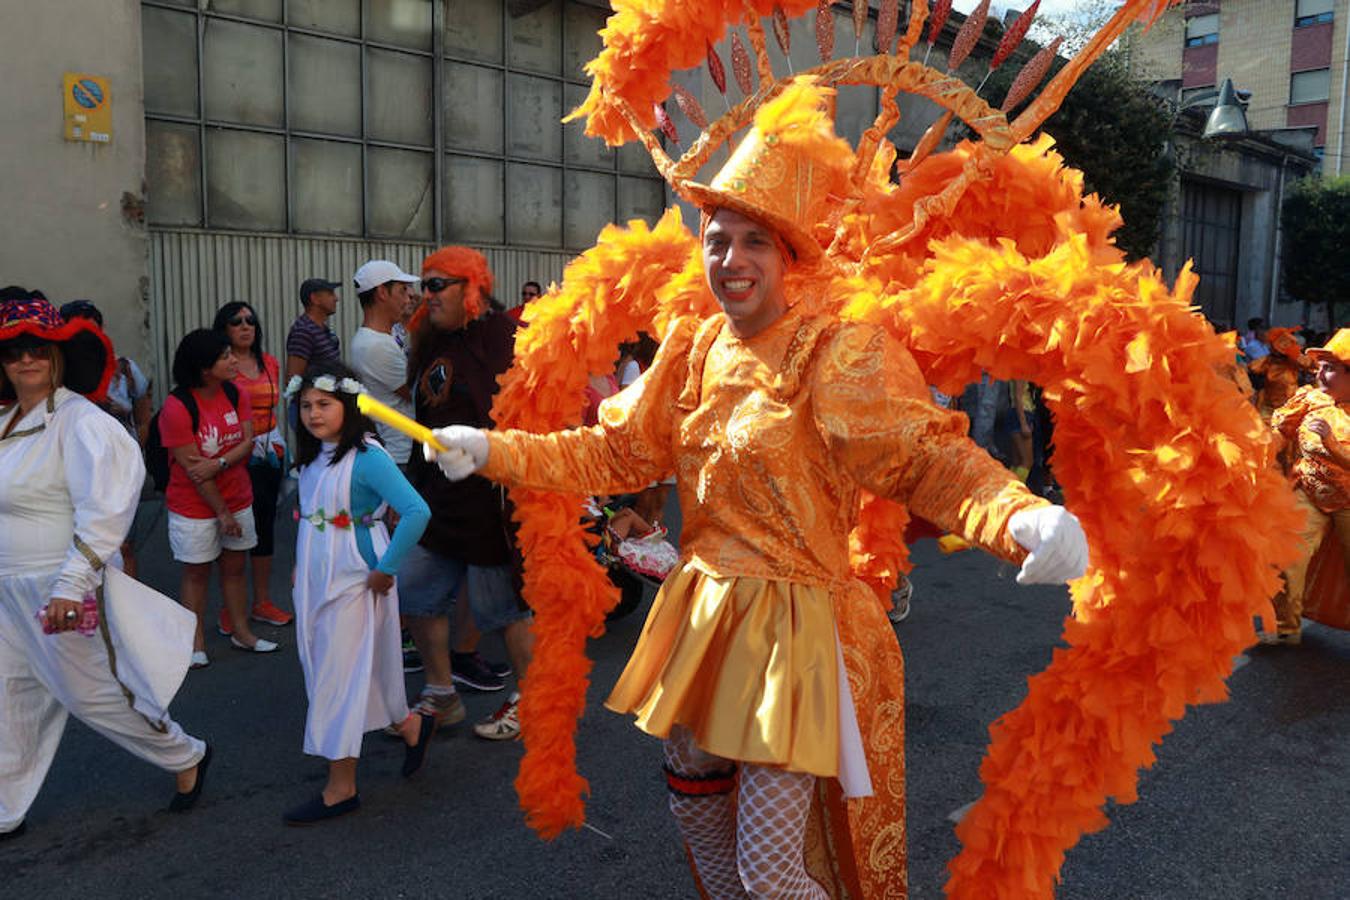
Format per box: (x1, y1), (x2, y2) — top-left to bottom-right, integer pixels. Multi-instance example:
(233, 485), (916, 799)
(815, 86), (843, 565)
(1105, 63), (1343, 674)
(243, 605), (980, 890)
(421, 246), (492, 320)
(681, 79), (854, 265)
(1264, 326), (1303, 362)
(1307, 328), (1350, 367)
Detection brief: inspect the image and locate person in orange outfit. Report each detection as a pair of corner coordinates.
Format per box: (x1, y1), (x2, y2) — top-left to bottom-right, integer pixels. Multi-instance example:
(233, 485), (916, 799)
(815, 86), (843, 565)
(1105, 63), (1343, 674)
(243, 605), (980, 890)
(421, 85), (1088, 898)
(1250, 326), (1311, 421)
(1264, 328), (1350, 644)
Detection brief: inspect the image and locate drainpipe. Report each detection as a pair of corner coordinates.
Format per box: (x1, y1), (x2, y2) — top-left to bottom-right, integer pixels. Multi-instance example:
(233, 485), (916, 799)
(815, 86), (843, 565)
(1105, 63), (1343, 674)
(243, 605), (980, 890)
(1267, 153), (1287, 323)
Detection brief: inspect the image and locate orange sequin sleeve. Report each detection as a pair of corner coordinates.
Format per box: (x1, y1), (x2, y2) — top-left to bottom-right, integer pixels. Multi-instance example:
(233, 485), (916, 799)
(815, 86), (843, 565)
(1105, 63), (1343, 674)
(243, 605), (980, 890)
(811, 323), (1047, 561)
(1271, 385), (1332, 444)
(480, 318), (697, 493)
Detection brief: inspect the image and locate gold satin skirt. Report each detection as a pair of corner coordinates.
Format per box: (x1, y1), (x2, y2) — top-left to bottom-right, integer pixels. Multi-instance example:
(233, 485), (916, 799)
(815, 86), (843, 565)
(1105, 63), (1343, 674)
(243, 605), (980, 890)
(605, 561), (841, 777)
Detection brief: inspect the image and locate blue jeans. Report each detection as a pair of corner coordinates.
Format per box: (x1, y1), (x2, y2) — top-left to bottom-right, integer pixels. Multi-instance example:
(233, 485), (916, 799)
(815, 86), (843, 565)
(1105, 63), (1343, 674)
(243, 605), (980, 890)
(396, 543), (527, 633)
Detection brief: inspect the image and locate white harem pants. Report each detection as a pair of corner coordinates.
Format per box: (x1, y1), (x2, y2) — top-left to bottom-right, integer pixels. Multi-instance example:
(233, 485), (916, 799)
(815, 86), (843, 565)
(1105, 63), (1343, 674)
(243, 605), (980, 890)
(0, 570), (205, 832)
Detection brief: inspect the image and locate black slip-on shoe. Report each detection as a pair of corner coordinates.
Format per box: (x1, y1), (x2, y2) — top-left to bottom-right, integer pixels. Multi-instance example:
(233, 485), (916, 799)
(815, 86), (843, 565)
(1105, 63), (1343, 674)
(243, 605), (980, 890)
(168, 744), (212, 813)
(283, 794), (360, 826)
(401, 713), (437, 778)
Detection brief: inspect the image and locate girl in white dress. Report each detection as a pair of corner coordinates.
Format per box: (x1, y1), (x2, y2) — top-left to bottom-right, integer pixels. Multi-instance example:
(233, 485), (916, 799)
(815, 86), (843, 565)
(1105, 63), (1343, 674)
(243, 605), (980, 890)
(284, 361), (434, 825)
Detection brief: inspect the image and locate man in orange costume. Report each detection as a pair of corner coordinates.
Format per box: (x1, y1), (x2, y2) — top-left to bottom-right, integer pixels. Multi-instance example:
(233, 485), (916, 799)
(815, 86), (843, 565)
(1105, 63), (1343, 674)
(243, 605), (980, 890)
(1250, 326), (1310, 421)
(421, 88), (1088, 897)
(1265, 328), (1350, 644)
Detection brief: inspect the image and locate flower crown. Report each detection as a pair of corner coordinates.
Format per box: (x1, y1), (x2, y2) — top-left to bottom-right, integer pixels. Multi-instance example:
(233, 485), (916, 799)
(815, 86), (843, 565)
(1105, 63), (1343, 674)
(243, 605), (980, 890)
(283, 374), (365, 400)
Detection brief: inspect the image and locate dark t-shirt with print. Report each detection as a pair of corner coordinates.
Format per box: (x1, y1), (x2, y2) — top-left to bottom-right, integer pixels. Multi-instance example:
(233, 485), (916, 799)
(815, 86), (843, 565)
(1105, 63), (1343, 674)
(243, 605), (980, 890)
(407, 310), (517, 565)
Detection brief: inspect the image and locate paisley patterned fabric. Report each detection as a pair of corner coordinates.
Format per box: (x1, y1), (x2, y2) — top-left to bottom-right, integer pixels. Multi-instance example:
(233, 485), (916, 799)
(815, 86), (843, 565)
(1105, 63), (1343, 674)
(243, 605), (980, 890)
(482, 305), (1044, 896)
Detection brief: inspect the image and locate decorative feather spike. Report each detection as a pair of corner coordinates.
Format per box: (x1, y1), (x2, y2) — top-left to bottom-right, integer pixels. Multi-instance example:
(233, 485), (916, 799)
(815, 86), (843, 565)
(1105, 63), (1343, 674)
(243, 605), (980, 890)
(1001, 36), (1061, 111)
(876, 0), (899, 54)
(654, 101), (679, 144)
(815, 0), (835, 62)
(947, 0), (990, 71)
(927, 0), (953, 45)
(853, 0), (868, 49)
(991, 0), (1040, 70)
(706, 41), (727, 95)
(731, 31), (754, 95)
(772, 7), (792, 56)
(671, 83), (709, 129)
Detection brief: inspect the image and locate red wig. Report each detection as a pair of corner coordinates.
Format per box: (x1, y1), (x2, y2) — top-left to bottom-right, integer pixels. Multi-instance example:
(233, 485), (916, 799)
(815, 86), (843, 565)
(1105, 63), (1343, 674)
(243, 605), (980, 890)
(421, 246), (493, 321)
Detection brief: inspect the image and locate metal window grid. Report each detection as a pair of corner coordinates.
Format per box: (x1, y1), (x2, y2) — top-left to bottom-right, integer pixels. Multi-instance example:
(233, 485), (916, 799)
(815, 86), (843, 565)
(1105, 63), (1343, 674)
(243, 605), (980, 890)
(141, 0), (664, 250)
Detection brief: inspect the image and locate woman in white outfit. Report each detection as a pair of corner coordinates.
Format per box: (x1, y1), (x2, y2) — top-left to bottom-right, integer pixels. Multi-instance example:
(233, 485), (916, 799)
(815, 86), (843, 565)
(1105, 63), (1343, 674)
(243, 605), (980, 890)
(0, 289), (209, 841)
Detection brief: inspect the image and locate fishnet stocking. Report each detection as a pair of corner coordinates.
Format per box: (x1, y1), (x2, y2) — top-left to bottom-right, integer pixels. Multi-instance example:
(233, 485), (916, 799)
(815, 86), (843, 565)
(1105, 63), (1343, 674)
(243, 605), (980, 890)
(665, 727), (746, 899)
(664, 728), (826, 899)
(735, 764), (827, 899)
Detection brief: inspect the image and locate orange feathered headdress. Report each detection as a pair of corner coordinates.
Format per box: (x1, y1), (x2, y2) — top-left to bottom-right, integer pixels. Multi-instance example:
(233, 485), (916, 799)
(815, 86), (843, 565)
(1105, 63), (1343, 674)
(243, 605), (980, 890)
(422, 245), (493, 321)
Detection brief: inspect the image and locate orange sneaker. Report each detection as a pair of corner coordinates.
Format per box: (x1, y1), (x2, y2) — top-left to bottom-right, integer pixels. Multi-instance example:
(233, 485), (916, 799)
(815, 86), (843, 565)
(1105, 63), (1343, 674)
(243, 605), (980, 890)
(217, 608), (233, 637)
(251, 600), (294, 627)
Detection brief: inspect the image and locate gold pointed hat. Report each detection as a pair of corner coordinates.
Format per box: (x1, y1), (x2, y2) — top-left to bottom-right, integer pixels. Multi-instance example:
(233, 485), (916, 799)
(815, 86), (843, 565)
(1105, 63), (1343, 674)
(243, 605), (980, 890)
(681, 79), (853, 264)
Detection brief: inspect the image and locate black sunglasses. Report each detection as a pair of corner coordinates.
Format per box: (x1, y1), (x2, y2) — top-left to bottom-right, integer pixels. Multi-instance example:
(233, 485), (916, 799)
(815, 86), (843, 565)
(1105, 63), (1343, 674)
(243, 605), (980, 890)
(423, 277), (466, 293)
(0, 344), (52, 364)
(229, 315), (258, 327)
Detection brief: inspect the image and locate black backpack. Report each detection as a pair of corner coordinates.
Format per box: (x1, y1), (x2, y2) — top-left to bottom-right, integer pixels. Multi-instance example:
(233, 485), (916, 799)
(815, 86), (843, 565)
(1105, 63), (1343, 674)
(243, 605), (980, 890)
(145, 382), (241, 493)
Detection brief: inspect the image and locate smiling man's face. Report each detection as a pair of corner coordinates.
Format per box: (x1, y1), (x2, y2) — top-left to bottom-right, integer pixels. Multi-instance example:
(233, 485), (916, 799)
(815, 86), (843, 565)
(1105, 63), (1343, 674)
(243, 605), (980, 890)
(702, 207), (790, 339)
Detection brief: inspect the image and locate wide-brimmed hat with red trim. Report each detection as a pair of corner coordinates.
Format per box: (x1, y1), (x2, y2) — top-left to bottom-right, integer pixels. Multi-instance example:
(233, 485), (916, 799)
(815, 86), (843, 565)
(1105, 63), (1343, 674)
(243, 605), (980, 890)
(0, 289), (115, 402)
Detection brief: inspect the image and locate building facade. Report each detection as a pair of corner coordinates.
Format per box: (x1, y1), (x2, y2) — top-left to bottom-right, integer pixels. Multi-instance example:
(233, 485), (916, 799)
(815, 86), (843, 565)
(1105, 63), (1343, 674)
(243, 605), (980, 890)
(1126, 1), (1326, 328)
(11, 1), (1197, 387)
(1129, 0), (1348, 170)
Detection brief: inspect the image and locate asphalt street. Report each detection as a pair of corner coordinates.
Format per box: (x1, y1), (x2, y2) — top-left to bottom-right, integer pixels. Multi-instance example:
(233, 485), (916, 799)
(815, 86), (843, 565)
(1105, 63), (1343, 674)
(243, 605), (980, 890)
(4, 493), (1348, 899)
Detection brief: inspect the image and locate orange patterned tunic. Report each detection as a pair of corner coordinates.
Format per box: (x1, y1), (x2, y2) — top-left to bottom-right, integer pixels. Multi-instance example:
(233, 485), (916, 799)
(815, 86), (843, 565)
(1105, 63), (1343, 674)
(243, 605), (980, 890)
(482, 306), (1044, 896)
(1290, 400), (1350, 513)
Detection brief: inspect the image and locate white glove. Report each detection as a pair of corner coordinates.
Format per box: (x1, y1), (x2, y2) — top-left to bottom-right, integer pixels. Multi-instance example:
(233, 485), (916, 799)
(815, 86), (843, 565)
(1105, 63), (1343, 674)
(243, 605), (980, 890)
(1008, 505), (1088, 585)
(423, 426), (489, 482)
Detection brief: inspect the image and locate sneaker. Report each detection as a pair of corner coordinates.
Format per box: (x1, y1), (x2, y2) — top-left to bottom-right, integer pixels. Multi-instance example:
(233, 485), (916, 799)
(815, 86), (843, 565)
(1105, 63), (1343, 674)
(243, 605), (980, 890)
(217, 608), (233, 637)
(452, 651), (506, 692)
(414, 688), (466, 727)
(485, 657), (512, 678)
(473, 694), (521, 741)
(403, 647), (424, 674)
(1257, 630), (1302, 646)
(250, 600), (293, 626)
(887, 577), (913, 624)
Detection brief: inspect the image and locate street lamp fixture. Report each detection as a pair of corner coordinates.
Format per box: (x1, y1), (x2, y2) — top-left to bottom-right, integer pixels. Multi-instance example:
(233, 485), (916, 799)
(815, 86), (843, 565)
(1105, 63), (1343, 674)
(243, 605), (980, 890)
(1202, 78), (1250, 138)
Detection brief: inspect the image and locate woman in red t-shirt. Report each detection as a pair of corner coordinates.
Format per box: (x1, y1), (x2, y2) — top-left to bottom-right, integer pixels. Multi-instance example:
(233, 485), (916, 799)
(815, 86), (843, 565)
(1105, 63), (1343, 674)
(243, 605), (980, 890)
(214, 302), (291, 633)
(160, 329), (278, 666)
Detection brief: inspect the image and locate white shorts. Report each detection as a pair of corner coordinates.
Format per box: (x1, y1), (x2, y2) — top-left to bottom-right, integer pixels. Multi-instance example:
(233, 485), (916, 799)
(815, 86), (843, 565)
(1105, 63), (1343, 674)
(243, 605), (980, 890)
(168, 507), (258, 564)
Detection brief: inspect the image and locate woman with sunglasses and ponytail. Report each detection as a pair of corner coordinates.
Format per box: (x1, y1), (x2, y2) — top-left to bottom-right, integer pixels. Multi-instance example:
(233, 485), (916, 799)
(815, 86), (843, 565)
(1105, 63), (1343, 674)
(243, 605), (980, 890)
(213, 301), (292, 632)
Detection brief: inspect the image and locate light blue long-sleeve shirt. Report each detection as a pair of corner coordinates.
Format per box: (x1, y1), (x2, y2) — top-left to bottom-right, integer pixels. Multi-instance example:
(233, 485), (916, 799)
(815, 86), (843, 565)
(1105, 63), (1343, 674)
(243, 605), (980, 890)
(349, 448), (430, 574)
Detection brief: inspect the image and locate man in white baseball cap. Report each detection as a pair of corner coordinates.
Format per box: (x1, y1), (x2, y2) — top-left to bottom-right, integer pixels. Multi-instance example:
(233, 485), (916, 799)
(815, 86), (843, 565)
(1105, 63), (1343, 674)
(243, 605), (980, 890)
(352, 260), (419, 295)
(349, 261), (420, 465)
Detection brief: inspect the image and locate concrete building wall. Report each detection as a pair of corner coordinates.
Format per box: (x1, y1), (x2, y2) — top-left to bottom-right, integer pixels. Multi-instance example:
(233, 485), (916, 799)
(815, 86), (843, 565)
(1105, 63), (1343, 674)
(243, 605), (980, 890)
(1325, 5), (1350, 174)
(1155, 126), (1316, 329)
(0, 0), (150, 363)
(1127, 11), (1183, 83)
(1129, 0), (1350, 173)
(1218, 1), (1297, 133)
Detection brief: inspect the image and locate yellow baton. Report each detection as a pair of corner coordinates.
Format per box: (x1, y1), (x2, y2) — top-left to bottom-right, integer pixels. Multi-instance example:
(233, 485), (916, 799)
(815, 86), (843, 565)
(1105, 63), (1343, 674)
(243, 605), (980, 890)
(355, 393), (447, 452)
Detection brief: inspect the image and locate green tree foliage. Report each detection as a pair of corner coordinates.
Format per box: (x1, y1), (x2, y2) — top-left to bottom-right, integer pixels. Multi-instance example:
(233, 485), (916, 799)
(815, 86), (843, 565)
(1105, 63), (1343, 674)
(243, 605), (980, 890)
(1281, 175), (1350, 325)
(983, 50), (1175, 260)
